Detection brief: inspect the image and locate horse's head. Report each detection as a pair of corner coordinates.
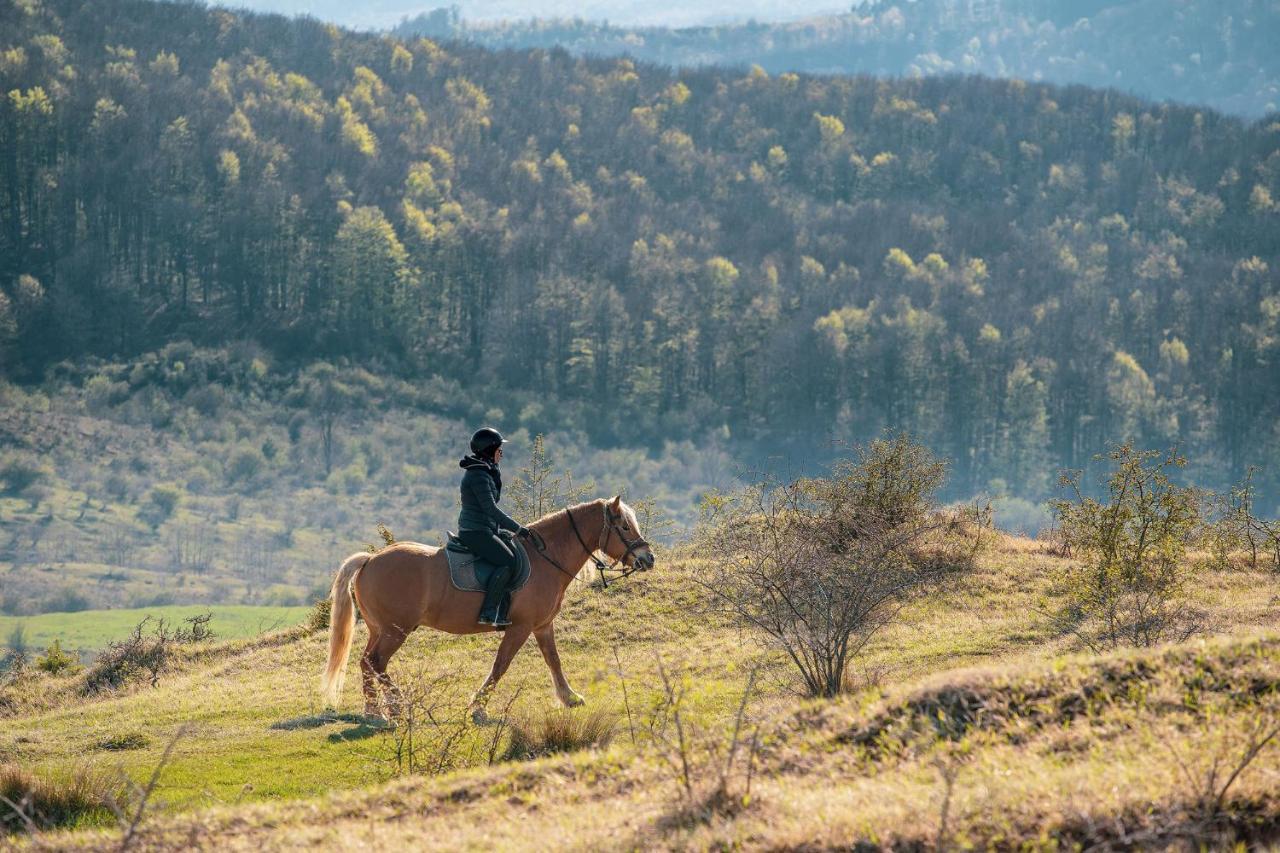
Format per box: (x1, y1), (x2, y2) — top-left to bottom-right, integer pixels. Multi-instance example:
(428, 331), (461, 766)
(602, 495), (656, 572)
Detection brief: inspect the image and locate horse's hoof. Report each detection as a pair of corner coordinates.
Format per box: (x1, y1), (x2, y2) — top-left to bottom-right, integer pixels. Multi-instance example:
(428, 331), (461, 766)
(471, 707), (491, 726)
(564, 691), (586, 708)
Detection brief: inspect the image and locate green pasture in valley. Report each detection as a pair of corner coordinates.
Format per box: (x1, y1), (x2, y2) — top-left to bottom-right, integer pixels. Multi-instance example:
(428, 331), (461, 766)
(1, 606), (310, 653)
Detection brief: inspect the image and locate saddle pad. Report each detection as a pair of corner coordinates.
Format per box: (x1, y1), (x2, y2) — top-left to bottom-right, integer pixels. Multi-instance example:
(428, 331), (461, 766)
(444, 536), (531, 593)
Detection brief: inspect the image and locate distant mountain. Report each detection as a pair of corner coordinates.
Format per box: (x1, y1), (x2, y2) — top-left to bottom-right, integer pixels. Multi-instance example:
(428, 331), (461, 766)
(395, 0), (1280, 117)
(216, 0), (847, 30)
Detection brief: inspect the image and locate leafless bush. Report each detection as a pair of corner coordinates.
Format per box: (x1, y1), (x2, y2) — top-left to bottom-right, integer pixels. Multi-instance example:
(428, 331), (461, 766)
(646, 659), (761, 822)
(83, 614), (213, 694)
(697, 434), (965, 697)
(1049, 444), (1205, 651)
(1202, 468), (1280, 572)
(381, 666), (522, 777)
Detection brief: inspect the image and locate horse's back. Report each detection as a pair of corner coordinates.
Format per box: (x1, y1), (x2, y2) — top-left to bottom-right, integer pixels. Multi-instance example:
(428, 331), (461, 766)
(354, 542), (451, 631)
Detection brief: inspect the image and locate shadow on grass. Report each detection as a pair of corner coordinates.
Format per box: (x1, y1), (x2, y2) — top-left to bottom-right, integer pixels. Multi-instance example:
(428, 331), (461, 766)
(271, 712), (393, 742)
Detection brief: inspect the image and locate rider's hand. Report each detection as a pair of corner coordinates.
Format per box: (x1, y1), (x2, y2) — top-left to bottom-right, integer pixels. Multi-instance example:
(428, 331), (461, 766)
(517, 526), (531, 538)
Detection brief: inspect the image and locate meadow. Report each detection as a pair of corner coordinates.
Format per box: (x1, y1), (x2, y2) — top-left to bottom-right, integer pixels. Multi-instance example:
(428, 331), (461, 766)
(0, 606), (309, 655)
(4, 535), (1278, 849)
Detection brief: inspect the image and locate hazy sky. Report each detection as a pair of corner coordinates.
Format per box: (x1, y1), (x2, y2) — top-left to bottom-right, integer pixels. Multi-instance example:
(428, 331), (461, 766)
(218, 0), (850, 29)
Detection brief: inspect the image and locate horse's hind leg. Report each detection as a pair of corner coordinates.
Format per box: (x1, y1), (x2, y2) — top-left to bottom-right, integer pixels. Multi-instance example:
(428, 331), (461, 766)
(359, 628), (384, 717)
(369, 627), (409, 719)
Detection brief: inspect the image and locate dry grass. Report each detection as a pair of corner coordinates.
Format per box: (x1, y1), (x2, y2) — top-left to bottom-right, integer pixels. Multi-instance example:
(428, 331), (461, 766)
(503, 707), (619, 760)
(0, 763), (126, 833)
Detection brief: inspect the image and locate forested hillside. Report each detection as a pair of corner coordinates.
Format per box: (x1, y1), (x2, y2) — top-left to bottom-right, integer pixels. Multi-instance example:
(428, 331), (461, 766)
(398, 0), (1280, 118)
(2, 0), (1280, 500)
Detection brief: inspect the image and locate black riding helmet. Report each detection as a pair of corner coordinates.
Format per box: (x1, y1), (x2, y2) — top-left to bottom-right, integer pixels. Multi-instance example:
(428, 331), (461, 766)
(469, 427), (506, 457)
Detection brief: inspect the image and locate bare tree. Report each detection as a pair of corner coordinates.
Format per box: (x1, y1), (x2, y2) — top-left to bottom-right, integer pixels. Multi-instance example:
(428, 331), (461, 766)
(697, 435), (965, 697)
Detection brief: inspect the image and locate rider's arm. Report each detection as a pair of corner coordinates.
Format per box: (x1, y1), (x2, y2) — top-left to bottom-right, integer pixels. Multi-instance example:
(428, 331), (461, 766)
(468, 471), (521, 533)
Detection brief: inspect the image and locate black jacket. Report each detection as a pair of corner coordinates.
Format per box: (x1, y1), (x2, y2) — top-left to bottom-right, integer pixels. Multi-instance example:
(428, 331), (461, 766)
(457, 455), (520, 534)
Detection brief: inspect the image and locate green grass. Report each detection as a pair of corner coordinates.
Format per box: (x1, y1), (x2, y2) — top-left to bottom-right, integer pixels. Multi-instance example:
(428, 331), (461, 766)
(0, 606), (309, 653)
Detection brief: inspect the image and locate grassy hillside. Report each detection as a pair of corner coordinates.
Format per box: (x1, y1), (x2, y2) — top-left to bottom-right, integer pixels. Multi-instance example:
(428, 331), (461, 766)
(4, 538), (1279, 846)
(0, 605), (308, 654)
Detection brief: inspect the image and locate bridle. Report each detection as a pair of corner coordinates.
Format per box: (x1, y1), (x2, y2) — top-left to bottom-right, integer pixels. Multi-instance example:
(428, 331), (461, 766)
(526, 502), (652, 588)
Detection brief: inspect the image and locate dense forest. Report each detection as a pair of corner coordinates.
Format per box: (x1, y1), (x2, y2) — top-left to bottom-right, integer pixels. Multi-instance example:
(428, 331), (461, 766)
(396, 0), (1280, 118)
(2, 0), (1280, 501)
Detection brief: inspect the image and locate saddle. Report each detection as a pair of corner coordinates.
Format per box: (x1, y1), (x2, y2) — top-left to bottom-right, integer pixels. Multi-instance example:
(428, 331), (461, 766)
(444, 531), (532, 594)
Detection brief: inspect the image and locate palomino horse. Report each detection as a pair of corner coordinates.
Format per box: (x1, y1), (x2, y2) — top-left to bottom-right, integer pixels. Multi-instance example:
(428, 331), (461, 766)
(321, 496), (655, 720)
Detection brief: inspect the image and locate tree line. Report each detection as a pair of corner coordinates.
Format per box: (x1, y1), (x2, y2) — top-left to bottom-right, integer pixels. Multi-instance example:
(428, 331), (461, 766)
(395, 0), (1280, 118)
(1, 0), (1279, 502)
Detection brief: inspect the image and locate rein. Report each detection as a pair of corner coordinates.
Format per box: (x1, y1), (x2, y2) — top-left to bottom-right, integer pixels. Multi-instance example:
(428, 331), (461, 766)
(527, 503), (650, 588)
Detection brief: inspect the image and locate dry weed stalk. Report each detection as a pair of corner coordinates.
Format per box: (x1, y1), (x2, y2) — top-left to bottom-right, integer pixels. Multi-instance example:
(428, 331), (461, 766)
(1165, 699), (1280, 830)
(647, 658), (762, 821)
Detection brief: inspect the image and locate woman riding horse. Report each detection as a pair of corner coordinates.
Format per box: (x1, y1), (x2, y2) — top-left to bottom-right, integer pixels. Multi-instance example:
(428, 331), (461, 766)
(320, 435), (658, 721)
(457, 427), (530, 627)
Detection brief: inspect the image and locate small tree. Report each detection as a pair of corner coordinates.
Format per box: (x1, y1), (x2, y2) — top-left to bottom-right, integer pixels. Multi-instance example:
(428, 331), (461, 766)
(0, 452), (49, 506)
(697, 434), (961, 697)
(297, 362), (356, 477)
(1204, 468), (1280, 571)
(1049, 443), (1204, 651)
(36, 639), (78, 675)
(139, 484), (181, 529)
(506, 434), (593, 522)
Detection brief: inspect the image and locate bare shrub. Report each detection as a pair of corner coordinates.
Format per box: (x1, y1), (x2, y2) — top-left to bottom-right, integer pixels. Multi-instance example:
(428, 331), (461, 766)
(380, 666), (521, 777)
(503, 707), (617, 760)
(84, 613), (213, 694)
(646, 660), (761, 822)
(697, 433), (964, 697)
(1203, 468), (1280, 572)
(1049, 444), (1204, 651)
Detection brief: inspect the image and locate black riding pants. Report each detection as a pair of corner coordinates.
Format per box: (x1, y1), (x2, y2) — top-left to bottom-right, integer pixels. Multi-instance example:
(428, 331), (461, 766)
(457, 530), (518, 619)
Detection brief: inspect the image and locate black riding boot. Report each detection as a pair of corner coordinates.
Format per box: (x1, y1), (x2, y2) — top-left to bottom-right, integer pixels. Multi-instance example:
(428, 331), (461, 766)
(478, 564), (513, 625)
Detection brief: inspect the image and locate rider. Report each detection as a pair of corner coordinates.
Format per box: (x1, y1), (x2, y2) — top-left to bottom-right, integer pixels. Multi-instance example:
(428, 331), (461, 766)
(458, 427), (530, 627)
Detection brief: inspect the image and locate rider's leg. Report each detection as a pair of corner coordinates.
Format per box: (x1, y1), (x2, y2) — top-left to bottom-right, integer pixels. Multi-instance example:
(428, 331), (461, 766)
(458, 531), (517, 624)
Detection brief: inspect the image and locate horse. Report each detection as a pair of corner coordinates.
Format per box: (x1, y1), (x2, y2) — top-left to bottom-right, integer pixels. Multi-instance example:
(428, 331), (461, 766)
(320, 495), (656, 721)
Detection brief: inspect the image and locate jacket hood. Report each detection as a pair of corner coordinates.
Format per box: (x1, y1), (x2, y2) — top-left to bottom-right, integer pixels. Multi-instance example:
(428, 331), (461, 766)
(459, 454), (496, 470)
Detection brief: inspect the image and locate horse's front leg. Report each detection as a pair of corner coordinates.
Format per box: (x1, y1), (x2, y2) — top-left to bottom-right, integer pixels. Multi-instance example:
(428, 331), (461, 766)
(469, 624), (532, 724)
(535, 623), (584, 707)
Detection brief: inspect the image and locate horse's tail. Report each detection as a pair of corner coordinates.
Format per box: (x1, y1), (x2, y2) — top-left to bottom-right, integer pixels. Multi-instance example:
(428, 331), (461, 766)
(321, 552), (371, 707)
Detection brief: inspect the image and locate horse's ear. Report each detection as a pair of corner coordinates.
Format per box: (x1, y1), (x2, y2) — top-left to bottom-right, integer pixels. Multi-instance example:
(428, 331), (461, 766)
(609, 494), (622, 512)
